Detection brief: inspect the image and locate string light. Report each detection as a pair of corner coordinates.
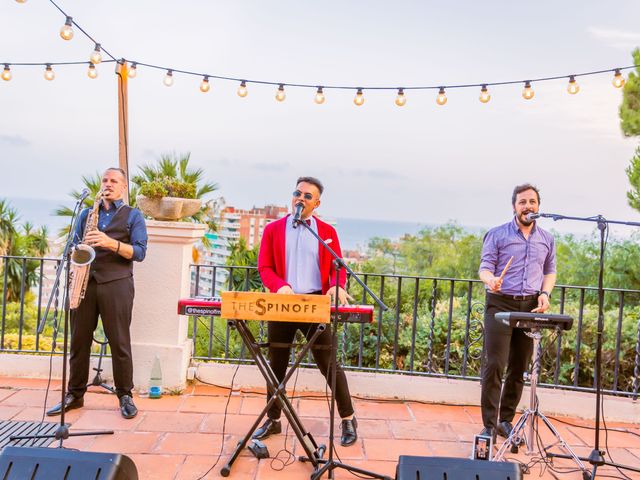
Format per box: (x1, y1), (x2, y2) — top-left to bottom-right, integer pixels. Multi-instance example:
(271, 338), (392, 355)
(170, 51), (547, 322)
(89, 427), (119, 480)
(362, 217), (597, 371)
(200, 75), (210, 92)
(522, 81), (534, 100)
(237, 80), (248, 97)
(567, 75), (580, 95)
(163, 69), (173, 86)
(44, 64), (55, 81)
(395, 88), (406, 106)
(4, 0), (639, 107)
(89, 44), (102, 65)
(613, 69), (625, 88)
(60, 16), (74, 41)
(2, 64), (11, 81)
(87, 63), (97, 78)
(128, 62), (137, 79)
(479, 84), (491, 103)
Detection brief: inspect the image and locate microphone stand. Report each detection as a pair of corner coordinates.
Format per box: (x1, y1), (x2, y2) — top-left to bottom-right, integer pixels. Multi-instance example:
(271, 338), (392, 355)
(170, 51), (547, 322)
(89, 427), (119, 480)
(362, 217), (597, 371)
(294, 215), (391, 480)
(536, 212), (640, 478)
(11, 193), (113, 445)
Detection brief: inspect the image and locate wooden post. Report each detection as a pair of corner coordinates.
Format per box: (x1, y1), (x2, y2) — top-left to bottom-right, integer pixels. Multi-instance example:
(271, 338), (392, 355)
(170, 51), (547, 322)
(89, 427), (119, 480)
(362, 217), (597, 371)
(116, 61), (130, 204)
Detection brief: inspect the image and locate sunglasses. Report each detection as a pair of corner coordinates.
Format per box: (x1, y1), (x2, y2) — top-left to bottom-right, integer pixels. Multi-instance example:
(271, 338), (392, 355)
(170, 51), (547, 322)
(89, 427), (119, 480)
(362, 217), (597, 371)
(293, 190), (314, 201)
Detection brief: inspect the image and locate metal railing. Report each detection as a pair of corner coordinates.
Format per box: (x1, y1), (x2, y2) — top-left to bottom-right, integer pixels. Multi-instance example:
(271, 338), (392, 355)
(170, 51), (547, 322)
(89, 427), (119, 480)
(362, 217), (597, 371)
(189, 264), (640, 399)
(2, 255), (639, 399)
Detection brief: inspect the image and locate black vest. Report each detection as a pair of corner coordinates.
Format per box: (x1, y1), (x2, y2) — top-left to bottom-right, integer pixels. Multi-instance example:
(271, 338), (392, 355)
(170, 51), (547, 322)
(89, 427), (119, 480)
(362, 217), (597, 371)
(89, 204), (134, 284)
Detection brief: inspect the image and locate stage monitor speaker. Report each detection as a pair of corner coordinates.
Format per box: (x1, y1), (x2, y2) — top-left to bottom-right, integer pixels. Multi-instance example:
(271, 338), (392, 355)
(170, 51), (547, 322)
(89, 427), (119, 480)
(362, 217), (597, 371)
(396, 456), (522, 480)
(0, 446), (138, 480)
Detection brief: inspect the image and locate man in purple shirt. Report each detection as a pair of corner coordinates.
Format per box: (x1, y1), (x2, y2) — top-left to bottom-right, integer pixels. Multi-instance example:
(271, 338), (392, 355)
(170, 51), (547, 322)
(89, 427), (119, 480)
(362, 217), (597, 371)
(478, 184), (557, 441)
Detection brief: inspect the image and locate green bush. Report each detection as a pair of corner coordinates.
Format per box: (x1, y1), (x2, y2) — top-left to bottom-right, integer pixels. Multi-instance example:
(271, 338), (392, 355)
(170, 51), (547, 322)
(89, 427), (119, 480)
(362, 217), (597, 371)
(138, 176), (196, 199)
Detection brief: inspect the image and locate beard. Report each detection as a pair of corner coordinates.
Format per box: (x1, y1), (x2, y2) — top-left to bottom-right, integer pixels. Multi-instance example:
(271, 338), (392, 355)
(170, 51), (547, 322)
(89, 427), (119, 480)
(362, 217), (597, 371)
(517, 211), (535, 226)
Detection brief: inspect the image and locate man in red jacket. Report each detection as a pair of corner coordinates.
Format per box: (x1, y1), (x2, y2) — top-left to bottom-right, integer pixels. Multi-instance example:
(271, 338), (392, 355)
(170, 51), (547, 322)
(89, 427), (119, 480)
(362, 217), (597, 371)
(253, 176), (358, 447)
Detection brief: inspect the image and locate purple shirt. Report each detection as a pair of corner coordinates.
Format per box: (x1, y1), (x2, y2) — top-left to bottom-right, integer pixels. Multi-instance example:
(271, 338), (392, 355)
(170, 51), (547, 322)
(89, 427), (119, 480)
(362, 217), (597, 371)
(479, 217), (556, 296)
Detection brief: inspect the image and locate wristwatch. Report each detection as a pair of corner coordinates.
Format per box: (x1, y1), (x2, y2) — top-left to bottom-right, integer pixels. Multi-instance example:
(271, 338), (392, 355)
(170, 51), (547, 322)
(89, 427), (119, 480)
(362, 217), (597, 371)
(539, 290), (551, 298)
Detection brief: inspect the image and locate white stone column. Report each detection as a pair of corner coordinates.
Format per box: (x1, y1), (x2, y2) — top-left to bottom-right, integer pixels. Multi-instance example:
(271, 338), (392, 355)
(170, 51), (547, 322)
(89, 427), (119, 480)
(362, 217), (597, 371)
(131, 220), (206, 392)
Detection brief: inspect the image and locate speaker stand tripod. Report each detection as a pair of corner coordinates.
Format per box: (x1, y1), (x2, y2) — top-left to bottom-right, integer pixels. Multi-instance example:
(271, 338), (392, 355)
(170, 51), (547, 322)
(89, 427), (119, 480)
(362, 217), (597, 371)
(494, 328), (589, 479)
(87, 334), (116, 394)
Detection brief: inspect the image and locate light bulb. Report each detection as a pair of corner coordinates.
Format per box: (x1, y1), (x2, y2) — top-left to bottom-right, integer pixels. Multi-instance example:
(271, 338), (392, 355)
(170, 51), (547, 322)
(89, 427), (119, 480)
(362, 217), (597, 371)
(567, 76), (580, 95)
(613, 69), (625, 88)
(128, 62), (137, 79)
(60, 16), (74, 40)
(163, 70), (173, 86)
(479, 85), (491, 103)
(522, 81), (534, 100)
(2, 65), (11, 81)
(237, 80), (248, 97)
(436, 87), (447, 105)
(15, 0), (27, 3)
(200, 75), (210, 92)
(44, 64), (55, 81)
(395, 88), (406, 107)
(314, 87), (325, 104)
(90, 44), (102, 65)
(275, 84), (286, 102)
(87, 64), (97, 79)
(354, 88), (365, 106)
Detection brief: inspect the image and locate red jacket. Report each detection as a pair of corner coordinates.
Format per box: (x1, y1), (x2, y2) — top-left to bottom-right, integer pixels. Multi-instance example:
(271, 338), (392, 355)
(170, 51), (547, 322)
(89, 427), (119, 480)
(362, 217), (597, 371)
(258, 215), (346, 294)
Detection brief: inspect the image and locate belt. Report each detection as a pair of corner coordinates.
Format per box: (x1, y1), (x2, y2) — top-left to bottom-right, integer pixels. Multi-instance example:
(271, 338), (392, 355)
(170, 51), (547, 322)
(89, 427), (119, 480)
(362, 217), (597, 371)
(489, 292), (539, 301)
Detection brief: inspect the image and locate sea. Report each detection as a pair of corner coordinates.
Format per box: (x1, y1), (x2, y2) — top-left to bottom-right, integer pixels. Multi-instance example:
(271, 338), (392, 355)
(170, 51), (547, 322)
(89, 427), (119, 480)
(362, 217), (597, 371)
(5, 196), (436, 251)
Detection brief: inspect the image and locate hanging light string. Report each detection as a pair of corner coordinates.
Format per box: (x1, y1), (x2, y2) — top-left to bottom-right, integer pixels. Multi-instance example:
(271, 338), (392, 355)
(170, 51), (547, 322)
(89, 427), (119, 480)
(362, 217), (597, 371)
(5, 0), (638, 103)
(2, 60), (116, 67)
(46, 0), (117, 62)
(125, 59), (638, 91)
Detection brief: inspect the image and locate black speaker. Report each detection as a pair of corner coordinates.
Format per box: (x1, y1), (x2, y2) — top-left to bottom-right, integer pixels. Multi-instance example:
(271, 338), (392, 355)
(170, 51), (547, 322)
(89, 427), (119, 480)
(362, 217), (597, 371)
(0, 446), (138, 480)
(396, 456), (522, 480)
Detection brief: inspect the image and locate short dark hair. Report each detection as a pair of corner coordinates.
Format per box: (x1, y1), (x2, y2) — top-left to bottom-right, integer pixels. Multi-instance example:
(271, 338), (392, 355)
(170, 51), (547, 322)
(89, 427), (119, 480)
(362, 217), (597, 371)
(296, 176), (324, 195)
(105, 167), (127, 181)
(512, 183), (540, 206)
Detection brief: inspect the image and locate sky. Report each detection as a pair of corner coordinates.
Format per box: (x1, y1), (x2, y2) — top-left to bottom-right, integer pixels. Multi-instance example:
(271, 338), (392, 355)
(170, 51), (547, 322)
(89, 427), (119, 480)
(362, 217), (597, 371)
(1, 0), (640, 239)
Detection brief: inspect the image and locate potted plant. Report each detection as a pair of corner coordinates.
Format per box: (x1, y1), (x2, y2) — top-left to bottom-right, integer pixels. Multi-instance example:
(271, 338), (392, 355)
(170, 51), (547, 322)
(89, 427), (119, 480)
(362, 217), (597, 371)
(136, 176), (202, 221)
(133, 153), (218, 222)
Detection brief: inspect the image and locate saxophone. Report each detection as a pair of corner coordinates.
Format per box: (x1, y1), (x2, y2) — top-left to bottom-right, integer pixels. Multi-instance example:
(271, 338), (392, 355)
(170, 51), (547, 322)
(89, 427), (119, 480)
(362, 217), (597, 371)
(68, 190), (102, 310)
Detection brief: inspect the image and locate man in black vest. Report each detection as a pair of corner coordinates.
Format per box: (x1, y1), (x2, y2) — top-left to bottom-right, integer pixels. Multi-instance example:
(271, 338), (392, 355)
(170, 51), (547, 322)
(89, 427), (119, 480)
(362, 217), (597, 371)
(47, 167), (148, 419)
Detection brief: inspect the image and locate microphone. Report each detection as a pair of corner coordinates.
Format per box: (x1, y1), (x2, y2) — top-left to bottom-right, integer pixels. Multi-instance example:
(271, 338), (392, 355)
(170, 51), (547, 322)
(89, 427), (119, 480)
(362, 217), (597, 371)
(78, 188), (91, 202)
(292, 202), (304, 228)
(525, 212), (541, 221)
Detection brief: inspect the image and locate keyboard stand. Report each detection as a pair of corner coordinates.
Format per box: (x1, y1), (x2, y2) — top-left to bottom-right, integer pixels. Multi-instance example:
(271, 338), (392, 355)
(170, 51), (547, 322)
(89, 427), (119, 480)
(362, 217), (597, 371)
(221, 319), (326, 477)
(494, 328), (589, 478)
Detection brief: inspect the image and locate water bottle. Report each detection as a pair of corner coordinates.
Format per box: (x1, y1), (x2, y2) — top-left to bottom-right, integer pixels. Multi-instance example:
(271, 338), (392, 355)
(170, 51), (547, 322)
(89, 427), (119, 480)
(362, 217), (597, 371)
(149, 355), (163, 399)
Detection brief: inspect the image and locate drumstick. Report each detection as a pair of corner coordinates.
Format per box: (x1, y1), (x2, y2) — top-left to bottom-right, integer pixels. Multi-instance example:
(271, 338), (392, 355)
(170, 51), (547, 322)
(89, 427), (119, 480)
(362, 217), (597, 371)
(498, 256), (514, 282)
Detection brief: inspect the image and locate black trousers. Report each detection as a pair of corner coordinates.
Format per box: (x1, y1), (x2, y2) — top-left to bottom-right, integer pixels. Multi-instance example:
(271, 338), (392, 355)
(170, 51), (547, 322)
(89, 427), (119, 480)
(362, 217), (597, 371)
(68, 276), (135, 399)
(480, 292), (536, 429)
(266, 320), (355, 420)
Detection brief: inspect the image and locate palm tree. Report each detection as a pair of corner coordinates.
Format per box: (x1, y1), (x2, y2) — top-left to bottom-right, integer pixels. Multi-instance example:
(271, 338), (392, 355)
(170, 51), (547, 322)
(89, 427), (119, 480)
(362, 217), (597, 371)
(132, 152), (220, 244)
(52, 172), (103, 237)
(0, 199), (50, 302)
(226, 238), (262, 291)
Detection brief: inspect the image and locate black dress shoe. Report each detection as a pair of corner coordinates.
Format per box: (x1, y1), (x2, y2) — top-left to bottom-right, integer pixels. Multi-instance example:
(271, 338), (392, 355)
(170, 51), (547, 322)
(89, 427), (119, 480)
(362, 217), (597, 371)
(252, 418), (281, 440)
(340, 417), (358, 447)
(479, 426), (496, 443)
(46, 393), (84, 416)
(497, 420), (513, 438)
(119, 395), (138, 419)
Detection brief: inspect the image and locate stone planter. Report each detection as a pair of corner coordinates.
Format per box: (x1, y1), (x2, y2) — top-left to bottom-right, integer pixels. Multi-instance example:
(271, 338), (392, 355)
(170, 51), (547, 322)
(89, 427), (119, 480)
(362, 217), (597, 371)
(136, 195), (202, 221)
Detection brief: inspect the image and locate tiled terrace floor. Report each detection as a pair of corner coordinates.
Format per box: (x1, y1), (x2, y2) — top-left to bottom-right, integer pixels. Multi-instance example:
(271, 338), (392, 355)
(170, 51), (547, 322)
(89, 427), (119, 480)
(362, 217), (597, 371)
(0, 377), (639, 479)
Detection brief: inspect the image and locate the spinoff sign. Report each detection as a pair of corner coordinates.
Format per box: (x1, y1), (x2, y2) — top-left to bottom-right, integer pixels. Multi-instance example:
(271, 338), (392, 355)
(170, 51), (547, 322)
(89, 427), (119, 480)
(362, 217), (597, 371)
(221, 291), (331, 323)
